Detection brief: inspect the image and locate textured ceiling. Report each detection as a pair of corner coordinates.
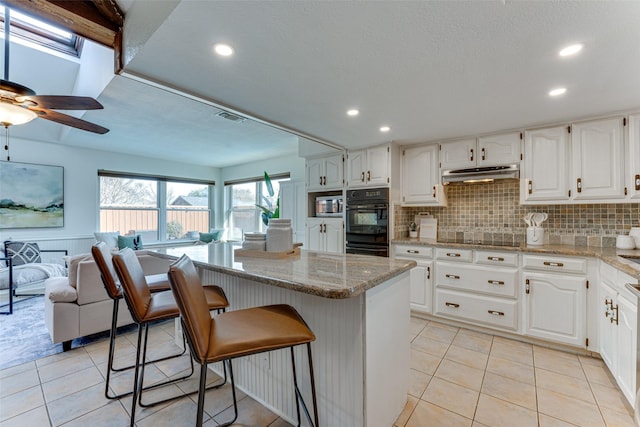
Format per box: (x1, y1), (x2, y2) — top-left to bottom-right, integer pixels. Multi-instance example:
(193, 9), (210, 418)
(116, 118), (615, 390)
(7, 0), (640, 167)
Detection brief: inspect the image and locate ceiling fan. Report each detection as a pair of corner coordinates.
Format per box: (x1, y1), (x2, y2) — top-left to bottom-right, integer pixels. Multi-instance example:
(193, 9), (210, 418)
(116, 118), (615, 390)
(0, 7), (109, 134)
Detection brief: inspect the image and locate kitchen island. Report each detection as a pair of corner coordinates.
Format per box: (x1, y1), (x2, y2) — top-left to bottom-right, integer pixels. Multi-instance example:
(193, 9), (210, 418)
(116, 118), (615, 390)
(151, 243), (416, 427)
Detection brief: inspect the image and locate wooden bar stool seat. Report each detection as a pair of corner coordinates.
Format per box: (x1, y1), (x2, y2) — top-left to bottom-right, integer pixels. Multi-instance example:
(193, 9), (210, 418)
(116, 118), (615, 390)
(168, 254), (319, 427)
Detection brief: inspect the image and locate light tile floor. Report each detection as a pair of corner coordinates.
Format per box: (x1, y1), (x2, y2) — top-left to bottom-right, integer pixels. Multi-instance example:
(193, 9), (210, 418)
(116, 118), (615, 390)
(394, 317), (638, 427)
(1, 316), (637, 426)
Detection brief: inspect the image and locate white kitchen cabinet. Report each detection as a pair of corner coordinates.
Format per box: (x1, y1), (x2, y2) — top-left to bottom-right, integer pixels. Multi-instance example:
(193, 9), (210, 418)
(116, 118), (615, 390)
(347, 144), (390, 188)
(279, 180), (306, 246)
(305, 217), (344, 254)
(628, 114), (640, 199)
(598, 263), (638, 407)
(401, 144), (446, 206)
(393, 244), (433, 314)
(572, 117), (625, 200)
(522, 125), (570, 202)
(306, 153), (344, 191)
(440, 132), (520, 170)
(522, 254), (587, 347)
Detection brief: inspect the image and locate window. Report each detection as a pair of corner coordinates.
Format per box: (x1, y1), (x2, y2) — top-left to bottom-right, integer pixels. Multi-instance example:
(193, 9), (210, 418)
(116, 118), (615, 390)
(1, 7), (82, 56)
(99, 171), (214, 242)
(225, 174), (290, 237)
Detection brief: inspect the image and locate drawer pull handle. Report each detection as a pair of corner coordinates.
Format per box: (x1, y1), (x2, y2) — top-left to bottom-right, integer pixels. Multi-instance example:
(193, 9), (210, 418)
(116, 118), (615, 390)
(488, 256), (504, 262)
(445, 274), (460, 279)
(543, 261), (564, 267)
(446, 253), (461, 257)
(488, 310), (505, 316)
(488, 280), (505, 285)
(445, 302), (460, 308)
(407, 250), (419, 254)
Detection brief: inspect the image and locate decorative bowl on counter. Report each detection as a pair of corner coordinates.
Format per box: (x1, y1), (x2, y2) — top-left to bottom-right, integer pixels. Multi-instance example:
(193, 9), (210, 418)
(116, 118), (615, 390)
(616, 235), (636, 250)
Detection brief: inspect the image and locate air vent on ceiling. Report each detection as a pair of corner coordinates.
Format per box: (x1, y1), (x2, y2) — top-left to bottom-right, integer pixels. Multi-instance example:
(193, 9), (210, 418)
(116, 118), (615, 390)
(216, 111), (246, 122)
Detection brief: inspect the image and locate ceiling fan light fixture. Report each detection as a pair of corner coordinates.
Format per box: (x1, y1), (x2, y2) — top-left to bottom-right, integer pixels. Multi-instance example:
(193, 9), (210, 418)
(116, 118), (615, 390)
(0, 103), (37, 126)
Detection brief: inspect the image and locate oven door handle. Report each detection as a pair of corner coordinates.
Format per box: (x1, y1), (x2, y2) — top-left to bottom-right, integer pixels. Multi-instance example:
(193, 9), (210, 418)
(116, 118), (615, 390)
(346, 204), (389, 210)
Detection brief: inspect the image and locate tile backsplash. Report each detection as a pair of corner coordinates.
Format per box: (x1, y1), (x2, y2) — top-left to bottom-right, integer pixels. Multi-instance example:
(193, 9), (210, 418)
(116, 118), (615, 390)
(394, 180), (640, 247)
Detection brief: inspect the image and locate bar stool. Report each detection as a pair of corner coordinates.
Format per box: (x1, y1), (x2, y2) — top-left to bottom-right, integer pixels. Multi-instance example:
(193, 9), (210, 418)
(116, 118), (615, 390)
(167, 254), (319, 427)
(92, 243), (230, 400)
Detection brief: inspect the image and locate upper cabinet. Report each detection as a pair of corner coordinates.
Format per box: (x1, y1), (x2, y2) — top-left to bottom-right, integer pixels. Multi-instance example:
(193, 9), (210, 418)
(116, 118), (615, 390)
(572, 117), (625, 200)
(306, 153), (344, 191)
(522, 116), (630, 204)
(440, 132), (521, 170)
(347, 144), (390, 188)
(401, 144), (447, 206)
(628, 114), (640, 200)
(522, 126), (570, 202)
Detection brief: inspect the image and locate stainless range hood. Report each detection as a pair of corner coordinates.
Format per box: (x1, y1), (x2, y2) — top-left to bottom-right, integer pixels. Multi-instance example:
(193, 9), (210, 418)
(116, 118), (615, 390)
(442, 164), (520, 184)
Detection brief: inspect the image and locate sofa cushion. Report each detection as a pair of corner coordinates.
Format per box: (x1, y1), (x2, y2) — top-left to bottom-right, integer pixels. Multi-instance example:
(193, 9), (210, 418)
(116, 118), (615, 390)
(46, 277), (77, 303)
(94, 232), (120, 249)
(67, 254), (92, 288)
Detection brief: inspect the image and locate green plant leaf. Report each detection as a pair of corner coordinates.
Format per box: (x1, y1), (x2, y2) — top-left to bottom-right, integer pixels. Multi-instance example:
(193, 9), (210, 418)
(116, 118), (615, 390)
(264, 171), (274, 197)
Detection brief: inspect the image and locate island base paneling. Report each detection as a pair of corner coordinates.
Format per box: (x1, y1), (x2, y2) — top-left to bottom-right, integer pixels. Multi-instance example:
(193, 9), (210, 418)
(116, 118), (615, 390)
(178, 268), (410, 427)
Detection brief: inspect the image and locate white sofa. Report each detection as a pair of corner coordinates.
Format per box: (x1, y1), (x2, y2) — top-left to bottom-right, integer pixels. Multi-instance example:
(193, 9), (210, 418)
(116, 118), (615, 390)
(44, 250), (173, 350)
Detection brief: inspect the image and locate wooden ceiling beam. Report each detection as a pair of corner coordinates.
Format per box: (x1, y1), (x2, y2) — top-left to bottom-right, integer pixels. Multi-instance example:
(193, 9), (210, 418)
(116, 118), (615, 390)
(2, 0), (124, 71)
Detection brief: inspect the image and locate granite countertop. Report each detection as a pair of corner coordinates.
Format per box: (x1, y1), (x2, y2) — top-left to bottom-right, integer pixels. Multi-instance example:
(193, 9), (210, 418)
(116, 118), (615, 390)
(151, 243), (416, 299)
(391, 238), (640, 282)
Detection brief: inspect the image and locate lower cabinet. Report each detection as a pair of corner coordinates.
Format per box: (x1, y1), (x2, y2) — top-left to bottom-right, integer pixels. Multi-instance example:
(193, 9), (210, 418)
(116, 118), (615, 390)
(599, 262), (638, 407)
(393, 245), (433, 313)
(306, 217), (344, 254)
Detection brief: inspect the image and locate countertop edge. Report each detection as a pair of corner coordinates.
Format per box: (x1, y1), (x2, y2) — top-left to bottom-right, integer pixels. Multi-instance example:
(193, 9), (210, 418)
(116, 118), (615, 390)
(150, 250), (416, 299)
(391, 238), (640, 281)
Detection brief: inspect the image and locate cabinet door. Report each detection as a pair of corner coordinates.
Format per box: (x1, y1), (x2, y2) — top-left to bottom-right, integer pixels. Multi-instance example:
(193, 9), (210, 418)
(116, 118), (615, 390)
(323, 154), (344, 190)
(598, 280), (617, 373)
(440, 138), (476, 170)
(616, 296), (637, 406)
(402, 145), (439, 205)
(478, 132), (521, 167)
(306, 158), (324, 191)
(572, 118), (625, 200)
(347, 149), (367, 188)
(323, 218), (344, 254)
(409, 260), (433, 314)
(523, 272), (585, 346)
(628, 114), (640, 199)
(523, 126), (570, 202)
(366, 145), (389, 186)
(305, 218), (323, 251)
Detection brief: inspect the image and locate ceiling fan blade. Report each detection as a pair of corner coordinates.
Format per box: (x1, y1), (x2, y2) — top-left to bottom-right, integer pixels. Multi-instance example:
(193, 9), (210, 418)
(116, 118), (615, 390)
(32, 108), (109, 134)
(16, 95), (104, 110)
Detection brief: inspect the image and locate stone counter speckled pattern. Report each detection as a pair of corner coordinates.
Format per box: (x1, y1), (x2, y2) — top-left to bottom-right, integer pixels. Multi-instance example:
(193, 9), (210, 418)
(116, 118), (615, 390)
(392, 238), (640, 282)
(150, 243), (416, 299)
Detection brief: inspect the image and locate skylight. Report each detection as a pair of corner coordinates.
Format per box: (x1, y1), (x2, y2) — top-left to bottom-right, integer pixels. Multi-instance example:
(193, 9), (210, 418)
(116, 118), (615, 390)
(1, 7), (82, 57)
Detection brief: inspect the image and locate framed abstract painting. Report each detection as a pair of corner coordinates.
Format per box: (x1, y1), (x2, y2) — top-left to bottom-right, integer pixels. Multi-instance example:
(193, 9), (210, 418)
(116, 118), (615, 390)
(0, 161), (64, 229)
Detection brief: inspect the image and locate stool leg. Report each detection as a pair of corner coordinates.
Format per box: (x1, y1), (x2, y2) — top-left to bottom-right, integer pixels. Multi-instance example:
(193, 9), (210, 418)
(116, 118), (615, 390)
(307, 343), (319, 427)
(129, 323), (147, 427)
(105, 298), (121, 399)
(196, 362), (207, 427)
(217, 360), (239, 427)
(290, 347), (302, 427)
(291, 344), (319, 427)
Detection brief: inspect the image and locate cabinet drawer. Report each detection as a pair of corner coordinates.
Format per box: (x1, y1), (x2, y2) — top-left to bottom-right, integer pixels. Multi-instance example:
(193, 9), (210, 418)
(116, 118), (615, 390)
(435, 248), (473, 262)
(435, 289), (518, 331)
(474, 250), (518, 267)
(394, 245), (433, 259)
(437, 263), (518, 298)
(522, 255), (587, 274)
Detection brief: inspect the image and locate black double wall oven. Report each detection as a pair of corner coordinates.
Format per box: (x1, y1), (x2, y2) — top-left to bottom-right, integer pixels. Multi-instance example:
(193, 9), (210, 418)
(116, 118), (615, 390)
(345, 187), (389, 257)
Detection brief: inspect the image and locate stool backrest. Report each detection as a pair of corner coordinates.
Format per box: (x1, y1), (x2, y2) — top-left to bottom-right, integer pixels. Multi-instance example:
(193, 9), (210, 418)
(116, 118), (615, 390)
(112, 248), (152, 323)
(91, 242), (120, 299)
(168, 255), (212, 359)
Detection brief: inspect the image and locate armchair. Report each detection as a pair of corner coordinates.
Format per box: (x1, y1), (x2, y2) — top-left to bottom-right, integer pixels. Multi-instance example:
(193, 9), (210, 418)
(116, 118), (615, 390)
(1, 241), (68, 315)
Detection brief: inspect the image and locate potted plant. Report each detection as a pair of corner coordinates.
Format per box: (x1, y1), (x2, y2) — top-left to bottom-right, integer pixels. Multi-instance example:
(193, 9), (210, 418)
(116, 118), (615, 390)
(409, 222), (418, 238)
(256, 171), (280, 226)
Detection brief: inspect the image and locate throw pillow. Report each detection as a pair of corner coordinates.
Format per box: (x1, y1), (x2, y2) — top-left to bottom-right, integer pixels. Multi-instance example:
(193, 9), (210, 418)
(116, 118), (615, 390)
(67, 254), (92, 288)
(94, 231), (120, 249)
(118, 235), (144, 250)
(199, 232), (215, 243)
(4, 242), (41, 266)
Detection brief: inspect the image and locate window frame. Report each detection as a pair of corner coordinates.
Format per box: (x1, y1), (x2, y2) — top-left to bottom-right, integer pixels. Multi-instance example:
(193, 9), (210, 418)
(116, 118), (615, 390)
(98, 170), (215, 242)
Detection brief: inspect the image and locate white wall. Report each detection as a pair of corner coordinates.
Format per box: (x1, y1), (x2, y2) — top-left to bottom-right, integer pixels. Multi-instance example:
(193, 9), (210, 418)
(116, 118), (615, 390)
(0, 137), (219, 243)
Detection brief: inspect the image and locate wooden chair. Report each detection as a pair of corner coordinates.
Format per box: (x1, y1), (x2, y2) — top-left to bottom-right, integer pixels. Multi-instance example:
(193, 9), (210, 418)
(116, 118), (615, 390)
(167, 254), (319, 427)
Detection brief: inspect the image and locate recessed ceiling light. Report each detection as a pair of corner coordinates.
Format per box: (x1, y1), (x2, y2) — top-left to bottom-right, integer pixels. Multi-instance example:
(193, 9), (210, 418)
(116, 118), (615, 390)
(380, 126), (391, 132)
(559, 44), (583, 57)
(213, 43), (234, 56)
(347, 109), (359, 116)
(549, 87), (567, 97)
